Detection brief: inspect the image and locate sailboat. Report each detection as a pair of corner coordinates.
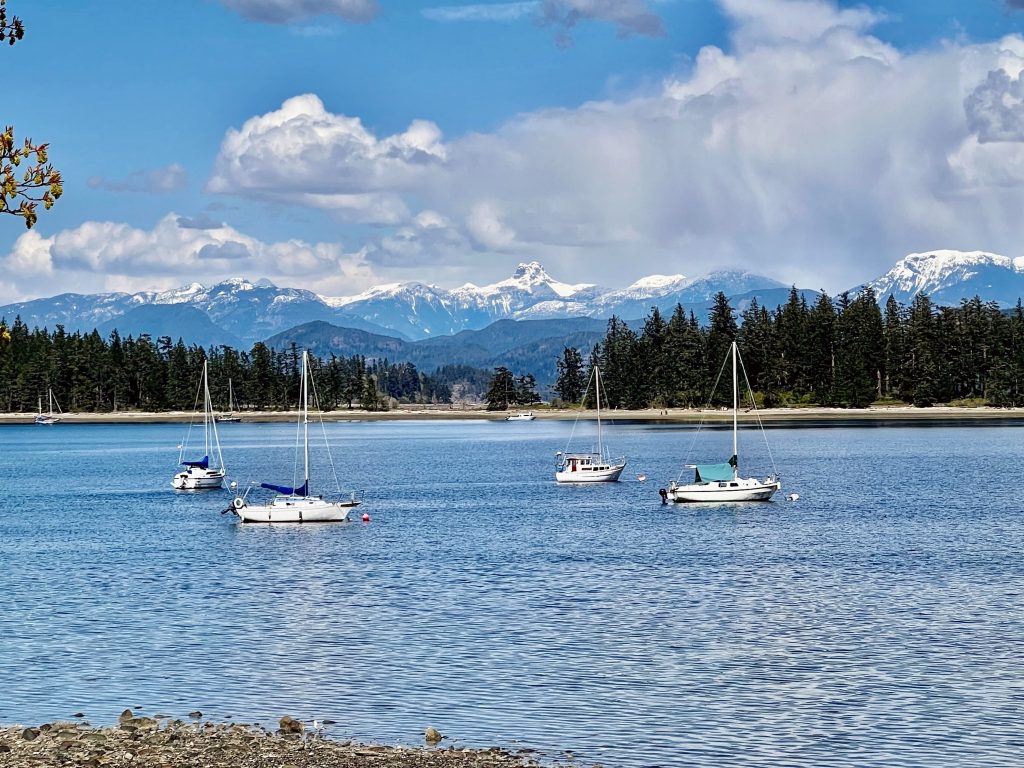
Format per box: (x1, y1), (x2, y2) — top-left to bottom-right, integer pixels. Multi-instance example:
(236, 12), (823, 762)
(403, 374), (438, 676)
(230, 350), (360, 523)
(663, 341), (780, 503)
(216, 378), (242, 423)
(172, 360), (226, 490)
(34, 388), (62, 425)
(555, 366), (626, 483)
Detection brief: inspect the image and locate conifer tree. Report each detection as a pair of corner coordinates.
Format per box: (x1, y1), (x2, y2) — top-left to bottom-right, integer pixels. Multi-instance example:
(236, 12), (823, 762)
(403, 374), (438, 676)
(485, 366), (515, 411)
(553, 346), (586, 404)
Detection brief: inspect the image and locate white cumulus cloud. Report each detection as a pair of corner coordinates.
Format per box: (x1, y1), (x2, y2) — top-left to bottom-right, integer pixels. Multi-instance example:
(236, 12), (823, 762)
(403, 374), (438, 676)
(1, 214), (376, 302)
(208, 94), (445, 224)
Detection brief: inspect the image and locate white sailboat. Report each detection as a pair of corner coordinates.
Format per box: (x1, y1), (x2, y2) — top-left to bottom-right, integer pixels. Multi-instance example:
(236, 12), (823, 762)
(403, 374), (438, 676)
(172, 360), (226, 490)
(555, 365), (626, 483)
(216, 378), (242, 423)
(34, 388), (62, 425)
(230, 350), (360, 523)
(663, 341), (780, 503)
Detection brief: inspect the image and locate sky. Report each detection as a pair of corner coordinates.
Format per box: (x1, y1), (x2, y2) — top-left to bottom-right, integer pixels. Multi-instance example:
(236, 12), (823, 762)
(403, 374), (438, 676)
(4, 0), (1024, 302)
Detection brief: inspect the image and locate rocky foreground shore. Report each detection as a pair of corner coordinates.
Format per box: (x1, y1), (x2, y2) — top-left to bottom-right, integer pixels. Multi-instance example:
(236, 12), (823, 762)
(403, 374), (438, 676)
(0, 712), (565, 768)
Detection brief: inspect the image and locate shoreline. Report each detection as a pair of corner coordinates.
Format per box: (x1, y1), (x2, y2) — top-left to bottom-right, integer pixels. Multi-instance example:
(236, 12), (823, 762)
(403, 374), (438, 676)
(0, 715), (556, 768)
(3, 404), (1024, 425)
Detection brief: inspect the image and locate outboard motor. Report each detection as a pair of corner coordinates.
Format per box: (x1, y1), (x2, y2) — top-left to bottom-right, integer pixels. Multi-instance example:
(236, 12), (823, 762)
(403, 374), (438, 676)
(658, 487), (668, 505)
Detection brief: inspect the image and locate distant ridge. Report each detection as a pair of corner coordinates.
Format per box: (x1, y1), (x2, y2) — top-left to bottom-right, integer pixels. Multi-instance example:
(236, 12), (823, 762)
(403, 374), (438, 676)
(6, 252), (1024, 354)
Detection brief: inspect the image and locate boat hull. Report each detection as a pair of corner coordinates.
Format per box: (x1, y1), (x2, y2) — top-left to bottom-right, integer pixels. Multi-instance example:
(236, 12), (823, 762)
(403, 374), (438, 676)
(172, 468), (225, 490)
(234, 495), (360, 523)
(666, 478), (780, 503)
(556, 461), (627, 483)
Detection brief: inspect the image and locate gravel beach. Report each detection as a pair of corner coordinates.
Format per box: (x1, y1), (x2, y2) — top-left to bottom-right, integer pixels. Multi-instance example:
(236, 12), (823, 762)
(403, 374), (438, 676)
(0, 714), (562, 768)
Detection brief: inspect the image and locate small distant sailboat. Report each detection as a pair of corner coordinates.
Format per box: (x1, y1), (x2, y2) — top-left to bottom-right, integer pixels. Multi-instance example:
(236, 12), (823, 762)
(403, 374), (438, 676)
(172, 360), (226, 490)
(230, 350), (360, 523)
(34, 388), (61, 425)
(216, 378), (242, 423)
(556, 365), (626, 483)
(663, 341), (780, 503)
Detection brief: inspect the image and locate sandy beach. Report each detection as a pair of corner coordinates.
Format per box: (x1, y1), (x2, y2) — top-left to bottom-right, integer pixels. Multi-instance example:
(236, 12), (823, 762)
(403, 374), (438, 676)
(3, 404), (1024, 425)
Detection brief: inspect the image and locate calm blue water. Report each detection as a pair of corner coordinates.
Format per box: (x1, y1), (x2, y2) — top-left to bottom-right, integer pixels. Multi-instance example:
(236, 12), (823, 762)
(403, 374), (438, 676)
(2, 418), (1024, 767)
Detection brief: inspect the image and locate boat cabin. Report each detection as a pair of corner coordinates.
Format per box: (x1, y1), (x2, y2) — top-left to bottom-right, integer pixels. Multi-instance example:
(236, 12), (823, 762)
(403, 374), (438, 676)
(558, 452), (614, 473)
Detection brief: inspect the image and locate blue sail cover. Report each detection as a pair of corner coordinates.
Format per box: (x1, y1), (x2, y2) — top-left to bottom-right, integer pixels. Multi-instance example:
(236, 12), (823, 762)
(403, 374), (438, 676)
(182, 455), (209, 469)
(261, 481), (309, 496)
(694, 455), (738, 483)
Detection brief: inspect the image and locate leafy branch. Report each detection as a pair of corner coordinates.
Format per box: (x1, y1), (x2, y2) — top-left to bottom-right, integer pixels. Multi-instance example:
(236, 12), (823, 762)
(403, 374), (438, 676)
(0, 1), (61, 228)
(0, 0), (24, 46)
(0, 129), (62, 228)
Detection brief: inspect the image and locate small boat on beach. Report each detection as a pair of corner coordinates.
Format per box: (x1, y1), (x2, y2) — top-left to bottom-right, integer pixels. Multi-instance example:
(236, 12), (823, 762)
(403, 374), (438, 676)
(555, 366), (626, 483)
(662, 341), (780, 503)
(505, 411), (536, 421)
(172, 360), (226, 490)
(230, 350), (360, 523)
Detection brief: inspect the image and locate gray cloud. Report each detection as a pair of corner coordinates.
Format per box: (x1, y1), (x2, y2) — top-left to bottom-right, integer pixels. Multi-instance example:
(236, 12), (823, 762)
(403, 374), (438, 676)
(1007, 1), (1024, 10)
(422, 0), (664, 44)
(176, 214), (226, 230)
(219, 0), (378, 24)
(540, 0), (665, 46)
(965, 69), (1024, 143)
(422, 2), (539, 23)
(87, 164), (188, 194)
(196, 241), (253, 261)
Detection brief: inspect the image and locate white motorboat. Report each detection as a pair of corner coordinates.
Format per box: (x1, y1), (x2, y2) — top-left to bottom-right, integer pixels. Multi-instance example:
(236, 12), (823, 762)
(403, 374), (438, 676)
(34, 389), (61, 425)
(506, 411), (536, 421)
(172, 360), (226, 490)
(230, 350), (360, 523)
(556, 366), (626, 483)
(216, 378), (242, 423)
(663, 341), (780, 504)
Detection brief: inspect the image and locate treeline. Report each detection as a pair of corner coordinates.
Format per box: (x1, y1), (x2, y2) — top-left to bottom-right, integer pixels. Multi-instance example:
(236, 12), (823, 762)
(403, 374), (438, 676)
(0, 319), (459, 412)
(553, 289), (1024, 408)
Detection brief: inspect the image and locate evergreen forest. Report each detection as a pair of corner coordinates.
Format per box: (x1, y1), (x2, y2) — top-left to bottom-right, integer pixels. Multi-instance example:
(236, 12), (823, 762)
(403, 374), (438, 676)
(547, 289), (1024, 409)
(0, 319), (455, 413)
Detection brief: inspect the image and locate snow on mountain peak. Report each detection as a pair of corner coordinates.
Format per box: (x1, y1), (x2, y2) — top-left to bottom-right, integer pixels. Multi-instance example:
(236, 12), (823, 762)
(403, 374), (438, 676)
(627, 274), (688, 292)
(874, 250), (1019, 292)
(486, 261), (593, 298)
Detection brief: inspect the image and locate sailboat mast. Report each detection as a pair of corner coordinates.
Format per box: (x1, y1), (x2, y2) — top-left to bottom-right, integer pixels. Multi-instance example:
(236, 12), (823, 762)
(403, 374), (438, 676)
(595, 366), (603, 459)
(732, 341), (738, 478)
(302, 351), (310, 491)
(202, 361), (211, 459)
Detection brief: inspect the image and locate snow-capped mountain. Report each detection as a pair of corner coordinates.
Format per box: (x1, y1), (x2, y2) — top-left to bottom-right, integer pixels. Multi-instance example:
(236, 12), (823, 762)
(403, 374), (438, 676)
(861, 250), (1024, 307)
(0, 262), (793, 346)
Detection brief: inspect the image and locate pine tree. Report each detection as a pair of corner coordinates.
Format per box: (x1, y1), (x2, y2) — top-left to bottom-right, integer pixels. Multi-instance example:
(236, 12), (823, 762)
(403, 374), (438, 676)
(553, 346), (586, 404)
(485, 366), (515, 411)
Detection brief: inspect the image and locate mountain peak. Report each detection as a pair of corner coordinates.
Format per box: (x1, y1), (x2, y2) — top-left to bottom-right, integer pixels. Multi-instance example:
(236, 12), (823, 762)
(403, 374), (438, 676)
(510, 261), (552, 284)
(863, 249), (1024, 306)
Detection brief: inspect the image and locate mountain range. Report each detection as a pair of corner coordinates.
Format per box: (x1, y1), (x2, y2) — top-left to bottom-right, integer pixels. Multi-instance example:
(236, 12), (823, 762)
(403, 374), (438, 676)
(4, 251), (1024, 361)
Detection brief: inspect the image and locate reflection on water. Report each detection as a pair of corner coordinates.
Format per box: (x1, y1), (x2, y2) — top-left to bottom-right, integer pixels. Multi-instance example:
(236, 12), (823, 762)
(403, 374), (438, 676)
(1, 420), (1023, 767)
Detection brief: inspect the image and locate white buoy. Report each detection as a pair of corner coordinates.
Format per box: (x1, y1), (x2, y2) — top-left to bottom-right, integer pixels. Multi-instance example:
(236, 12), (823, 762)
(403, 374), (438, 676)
(786, 493), (799, 502)
(637, 474), (647, 482)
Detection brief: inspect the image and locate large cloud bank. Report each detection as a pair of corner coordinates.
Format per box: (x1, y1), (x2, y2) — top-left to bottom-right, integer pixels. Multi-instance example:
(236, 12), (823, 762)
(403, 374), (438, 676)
(206, 0), (1024, 289)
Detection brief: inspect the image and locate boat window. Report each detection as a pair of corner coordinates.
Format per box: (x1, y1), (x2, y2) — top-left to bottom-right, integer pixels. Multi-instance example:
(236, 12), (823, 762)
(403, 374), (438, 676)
(730, 483), (738, 487)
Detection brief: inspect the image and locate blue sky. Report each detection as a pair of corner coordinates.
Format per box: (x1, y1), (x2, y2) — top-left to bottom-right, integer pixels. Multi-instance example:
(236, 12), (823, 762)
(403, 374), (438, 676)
(4, 0), (1024, 301)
